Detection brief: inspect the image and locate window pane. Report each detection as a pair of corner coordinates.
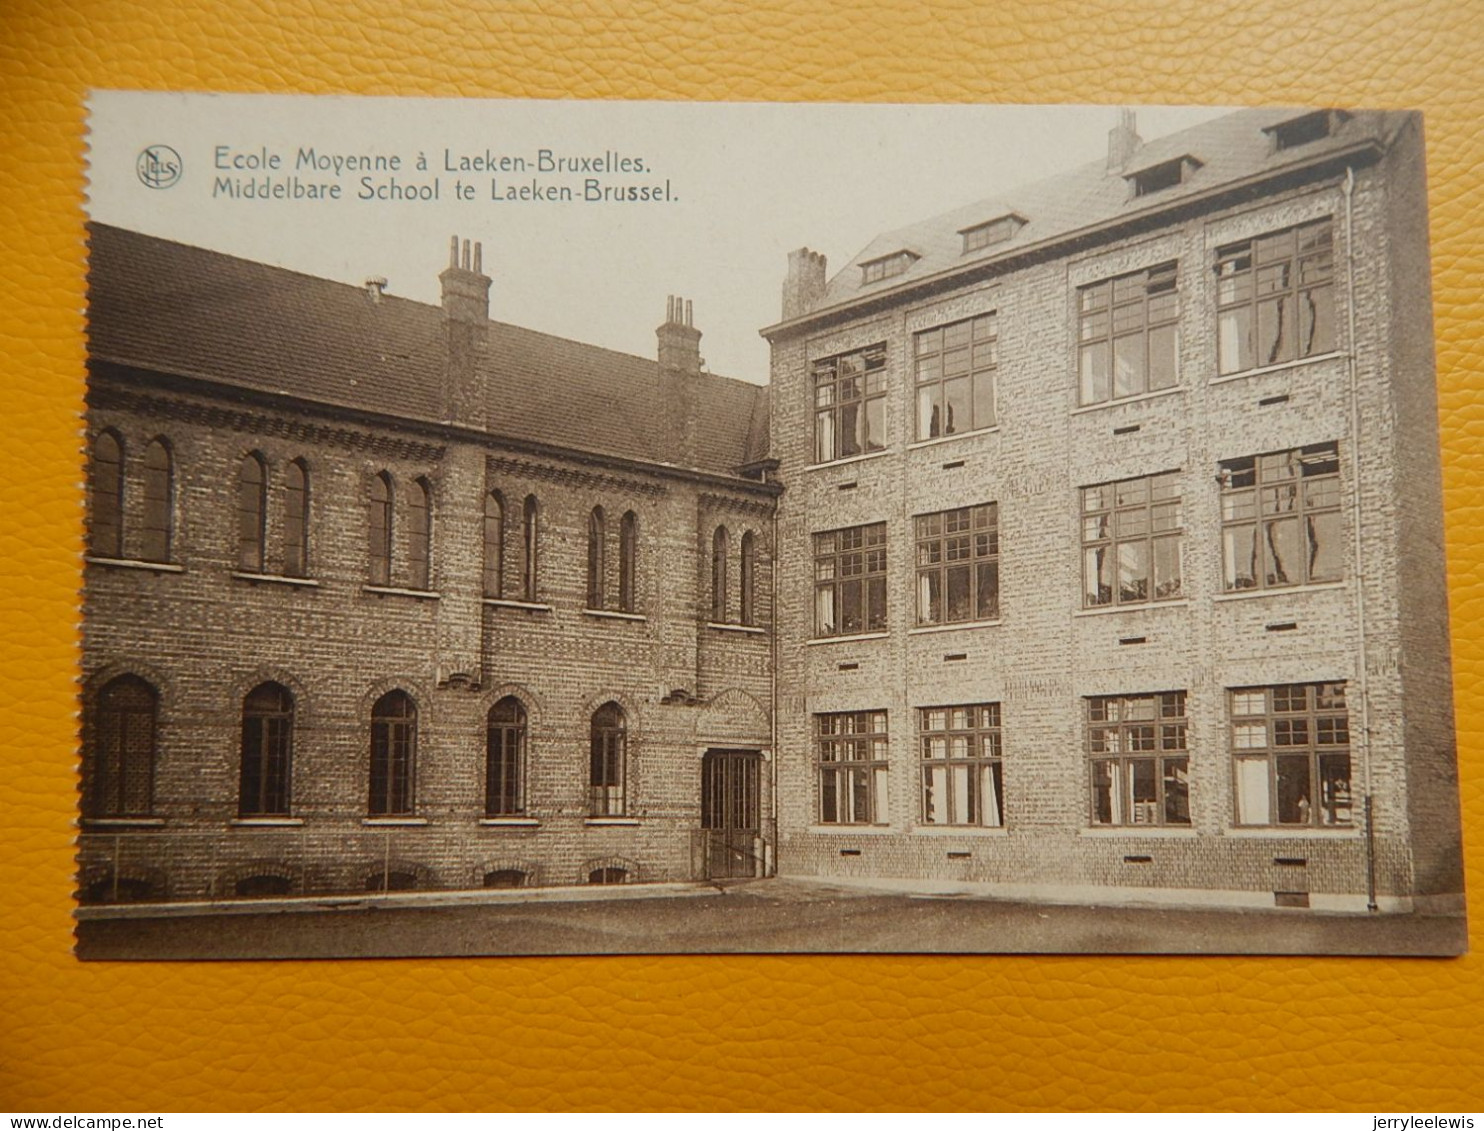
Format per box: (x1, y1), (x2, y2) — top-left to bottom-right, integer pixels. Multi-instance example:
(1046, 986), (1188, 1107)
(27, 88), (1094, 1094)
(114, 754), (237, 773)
(1085, 546), (1112, 607)
(917, 385), (940, 440)
(1092, 761), (1116, 825)
(1117, 540), (1148, 603)
(1079, 342), (1110, 405)
(1307, 510), (1344, 583)
(976, 561), (999, 620)
(1129, 759), (1157, 825)
(1264, 516), (1301, 586)
(1148, 323), (1178, 391)
(1235, 757), (1270, 824)
(943, 378), (971, 435)
(1258, 295), (1293, 366)
(1152, 536), (1182, 599)
(1163, 759), (1190, 825)
(1318, 752), (1353, 826)
(923, 764), (947, 824)
(1302, 285), (1335, 356)
(1112, 334), (1145, 398)
(1223, 524), (1258, 590)
(1218, 307), (1251, 374)
(1276, 754), (1313, 824)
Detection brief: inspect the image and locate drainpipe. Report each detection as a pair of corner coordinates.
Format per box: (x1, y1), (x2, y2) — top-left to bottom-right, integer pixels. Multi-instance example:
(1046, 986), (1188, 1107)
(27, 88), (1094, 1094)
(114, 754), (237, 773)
(1343, 166), (1379, 912)
(769, 501), (780, 877)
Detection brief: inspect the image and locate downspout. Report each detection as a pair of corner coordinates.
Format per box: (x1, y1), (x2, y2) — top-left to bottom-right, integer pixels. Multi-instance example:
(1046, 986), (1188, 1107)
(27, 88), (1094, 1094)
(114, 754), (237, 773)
(1343, 165), (1379, 912)
(769, 498), (780, 877)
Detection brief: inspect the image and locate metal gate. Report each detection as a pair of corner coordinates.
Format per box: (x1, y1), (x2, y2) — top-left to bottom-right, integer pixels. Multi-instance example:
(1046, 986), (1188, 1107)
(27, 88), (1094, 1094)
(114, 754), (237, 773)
(700, 749), (763, 879)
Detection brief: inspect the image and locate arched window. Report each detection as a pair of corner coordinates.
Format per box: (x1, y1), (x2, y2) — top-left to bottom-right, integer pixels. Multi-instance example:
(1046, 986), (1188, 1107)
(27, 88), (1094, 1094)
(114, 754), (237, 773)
(483, 490), (505, 598)
(369, 472), (393, 585)
(589, 702), (627, 816)
(521, 494), (539, 601)
(486, 696), (527, 817)
(141, 439), (174, 563)
(740, 530), (757, 626)
(619, 511), (638, 613)
(239, 682), (293, 817)
(409, 477), (432, 590)
(90, 430), (124, 559)
(586, 506), (606, 609)
(87, 675), (157, 818)
(369, 690), (416, 816)
(711, 526), (730, 623)
(237, 452), (266, 572)
(284, 459), (309, 577)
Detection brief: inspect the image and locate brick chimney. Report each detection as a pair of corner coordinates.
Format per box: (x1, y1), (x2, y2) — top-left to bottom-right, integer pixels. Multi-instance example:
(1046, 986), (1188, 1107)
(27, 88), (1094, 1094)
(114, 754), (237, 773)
(440, 235), (490, 427)
(1107, 108), (1142, 172)
(782, 247), (828, 320)
(657, 294), (703, 375)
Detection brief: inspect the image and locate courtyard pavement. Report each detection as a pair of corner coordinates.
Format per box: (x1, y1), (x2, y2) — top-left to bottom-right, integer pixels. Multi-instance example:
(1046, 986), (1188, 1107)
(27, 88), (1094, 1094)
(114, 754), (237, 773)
(74, 876), (1468, 959)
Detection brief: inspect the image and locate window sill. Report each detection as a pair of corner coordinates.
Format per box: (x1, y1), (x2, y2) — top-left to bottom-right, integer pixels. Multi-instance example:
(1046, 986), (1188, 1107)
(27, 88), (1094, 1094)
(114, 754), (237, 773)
(706, 622), (767, 635)
(803, 449), (892, 473)
(1212, 582), (1347, 603)
(912, 824), (1008, 837)
(81, 817), (166, 829)
(807, 631), (890, 646)
(584, 817), (640, 827)
(229, 817), (304, 828)
(1209, 351), (1343, 386)
(908, 618), (1002, 636)
(1073, 599), (1189, 618)
(233, 571), (320, 588)
(907, 426), (1000, 450)
(483, 597), (553, 613)
(478, 817), (541, 828)
(805, 824), (897, 836)
(1223, 826), (1361, 839)
(583, 608), (647, 623)
(1079, 826), (1197, 838)
(1069, 385), (1183, 416)
(85, 556), (185, 574)
(361, 817), (429, 827)
(363, 585), (440, 601)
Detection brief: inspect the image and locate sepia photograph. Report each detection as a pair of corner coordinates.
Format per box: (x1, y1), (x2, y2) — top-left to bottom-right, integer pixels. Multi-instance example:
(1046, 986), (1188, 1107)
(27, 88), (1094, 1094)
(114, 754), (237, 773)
(75, 93), (1466, 959)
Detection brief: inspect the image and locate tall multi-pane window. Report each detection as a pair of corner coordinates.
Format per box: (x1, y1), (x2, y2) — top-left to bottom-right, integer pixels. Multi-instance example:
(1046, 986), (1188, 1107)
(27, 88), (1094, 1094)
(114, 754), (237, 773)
(369, 690), (416, 816)
(521, 495), (539, 601)
(409, 477), (432, 590)
(483, 491), (505, 598)
(140, 439), (174, 563)
(1087, 692), (1190, 827)
(1081, 472), (1183, 608)
(368, 472), (393, 586)
(486, 696), (526, 817)
(87, 675), (157, 818)
(1232, 682), (1352, 827)
(1216, 220), (1335, 375)
(812, 344), (886, 463)
(1219, 443), (1342, 592)
(916, 504), (999, 625)
(914, 313), (997, 440)
(237, 453), (267, 573)
(739, 530), (757, 626)
(920, 704), (1003, 827)
(1078, 263), (1179, 405)
(239, 682), (293, 818)
(283, 459), (309, 578)
(816, 710), (889, 825)
(711, 526), (729, 622)
(587, 507), (606, 609)
(619, 511), (638, 613)
(589, 702), (626, 817)
(814, 523), (887, 637)
(90, 430), (124, 558)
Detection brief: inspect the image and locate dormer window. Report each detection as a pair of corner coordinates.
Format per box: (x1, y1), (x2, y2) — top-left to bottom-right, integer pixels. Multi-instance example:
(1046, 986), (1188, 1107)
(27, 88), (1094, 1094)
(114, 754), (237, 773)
(1127, 155), (1202, 198)
(1267, 110), (1349, 152)
(960, 214), (1026, 254)
(861, 250), (918, 284)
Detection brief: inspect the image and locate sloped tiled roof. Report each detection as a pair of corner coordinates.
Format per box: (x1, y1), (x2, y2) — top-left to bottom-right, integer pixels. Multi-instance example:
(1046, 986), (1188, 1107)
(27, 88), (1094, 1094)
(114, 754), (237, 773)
(86, 223), (768, 478)
(818, 107), (1404, 313)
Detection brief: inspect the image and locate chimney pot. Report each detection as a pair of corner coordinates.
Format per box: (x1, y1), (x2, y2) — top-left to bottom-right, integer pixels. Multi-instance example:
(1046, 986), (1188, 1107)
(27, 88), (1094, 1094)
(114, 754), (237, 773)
(657, 293), (702, 375)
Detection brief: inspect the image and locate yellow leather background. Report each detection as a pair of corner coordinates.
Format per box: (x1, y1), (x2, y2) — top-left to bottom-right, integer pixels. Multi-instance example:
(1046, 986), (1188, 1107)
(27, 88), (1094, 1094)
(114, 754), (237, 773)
(2, 0), (1481, 1112)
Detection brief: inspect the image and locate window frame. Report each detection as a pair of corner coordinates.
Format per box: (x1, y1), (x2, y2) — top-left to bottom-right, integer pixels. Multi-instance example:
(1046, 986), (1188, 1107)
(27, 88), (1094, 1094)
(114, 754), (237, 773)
(90, 430), (125, 559)
(711, 525), (729, 623)
(1231, 682), (1353, 828)
(739, 530), (757, 627)
(1077, 262), (1180, 406)
(1081, 471), (1184, 609)
(1086, 691), (1191, 828)
(237, 452), (267, 573)
(860, 251), (917, 284)
(919, 704), (1003, 828)
(408, 476), (433, 591)
(483, 490), (505, 598)
(816, 709), (890, 826)
(485, 696), (527, 818)
(369, 690), (416, 817)
(283, 458), (310, 578)
(521, 494), (539, 601)
(813, 522), (888, 637)
(589, 702), (627, 817)
(87, 675), (157, 819)
(960, 215), (1024, 254)
(239, 682), (293, 818)
(914, 313), (998, 440)
(1218, 442), (1343, 593)
(812, 343), (887, 464)
(619, 510), (638, 613)
(587, 506), (606, 610)
(915, 503), (999, 625)
(1215, 218), (1336, 376)
(369, 471), (393, 586)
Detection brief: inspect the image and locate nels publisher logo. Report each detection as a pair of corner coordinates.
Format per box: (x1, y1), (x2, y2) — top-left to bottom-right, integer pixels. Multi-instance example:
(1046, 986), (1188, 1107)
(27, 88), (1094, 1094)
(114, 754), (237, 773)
(136, 144), (182, 189)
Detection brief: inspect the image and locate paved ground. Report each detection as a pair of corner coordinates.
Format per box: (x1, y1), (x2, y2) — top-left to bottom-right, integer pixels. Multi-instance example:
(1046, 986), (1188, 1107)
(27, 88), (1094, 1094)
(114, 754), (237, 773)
(74, 877), (1469, 959)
